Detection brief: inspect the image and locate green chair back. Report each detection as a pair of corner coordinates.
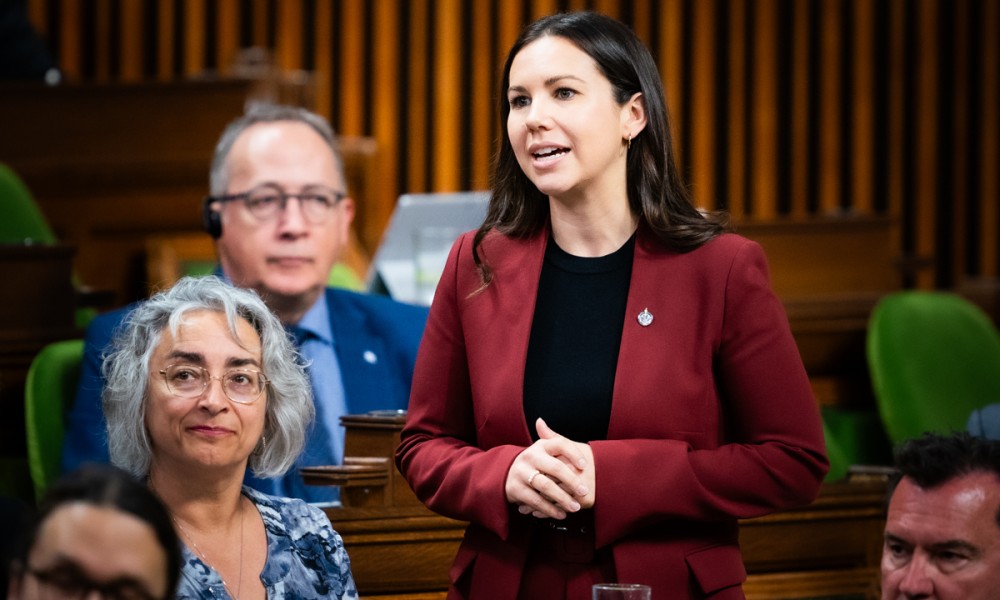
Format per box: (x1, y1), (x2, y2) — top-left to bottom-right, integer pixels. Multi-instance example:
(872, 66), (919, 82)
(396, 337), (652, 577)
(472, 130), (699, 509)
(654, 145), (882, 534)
(25, 339), (84, 502)
(867, 291), (1000, 446)
(0, 162), (56, 245)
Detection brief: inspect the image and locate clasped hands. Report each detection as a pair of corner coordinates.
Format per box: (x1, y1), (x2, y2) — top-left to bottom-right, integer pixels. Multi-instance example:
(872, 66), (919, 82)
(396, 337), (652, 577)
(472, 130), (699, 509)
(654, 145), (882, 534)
(505, 418), (595, 520)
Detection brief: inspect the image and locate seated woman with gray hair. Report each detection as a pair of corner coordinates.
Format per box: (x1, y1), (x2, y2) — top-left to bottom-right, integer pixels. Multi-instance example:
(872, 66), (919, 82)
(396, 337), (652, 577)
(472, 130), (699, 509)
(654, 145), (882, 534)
(102, 276), (357, 599)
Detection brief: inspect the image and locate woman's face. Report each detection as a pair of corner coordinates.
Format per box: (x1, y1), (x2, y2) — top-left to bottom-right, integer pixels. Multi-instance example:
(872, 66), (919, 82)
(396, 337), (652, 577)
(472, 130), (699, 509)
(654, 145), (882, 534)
(145, 309), (266, 475)
(8, 503), (168, 600)
(506, 35), (643, 204)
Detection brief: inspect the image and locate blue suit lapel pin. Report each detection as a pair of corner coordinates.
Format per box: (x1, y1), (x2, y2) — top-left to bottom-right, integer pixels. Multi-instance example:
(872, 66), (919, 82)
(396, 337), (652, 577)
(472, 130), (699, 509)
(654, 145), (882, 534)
(637, 308), (654, 327)
(363, 350), (378, 364)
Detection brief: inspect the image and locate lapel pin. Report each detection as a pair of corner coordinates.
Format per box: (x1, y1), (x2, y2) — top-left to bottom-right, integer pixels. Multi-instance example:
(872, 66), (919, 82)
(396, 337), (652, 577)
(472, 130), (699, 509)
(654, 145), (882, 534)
(637, 308), (654, 327)
(363, 350), (378, 364)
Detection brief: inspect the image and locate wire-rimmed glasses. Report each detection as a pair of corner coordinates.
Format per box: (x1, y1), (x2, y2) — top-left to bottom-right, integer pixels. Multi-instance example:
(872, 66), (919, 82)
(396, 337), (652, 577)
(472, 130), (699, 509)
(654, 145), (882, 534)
(207, 184), (347, 224)
(158, 364), (268, 405)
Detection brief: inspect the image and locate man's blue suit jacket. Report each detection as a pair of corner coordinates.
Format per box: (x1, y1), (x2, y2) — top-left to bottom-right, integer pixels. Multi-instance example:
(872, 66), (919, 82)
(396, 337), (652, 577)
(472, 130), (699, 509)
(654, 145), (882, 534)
(61, 287), (428, 500)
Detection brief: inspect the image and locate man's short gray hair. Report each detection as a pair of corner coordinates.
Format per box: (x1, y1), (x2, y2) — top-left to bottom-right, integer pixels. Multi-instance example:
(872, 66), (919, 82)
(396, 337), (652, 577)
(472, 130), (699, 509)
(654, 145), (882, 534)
(209, 102), (346, 196)
(102, 276), (314, 478)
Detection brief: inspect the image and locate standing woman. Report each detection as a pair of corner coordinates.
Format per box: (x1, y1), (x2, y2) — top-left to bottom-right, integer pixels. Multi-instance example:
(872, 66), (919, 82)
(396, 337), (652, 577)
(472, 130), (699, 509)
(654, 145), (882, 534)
(103, 276), (357, 599)
(396, 11), (828, 600)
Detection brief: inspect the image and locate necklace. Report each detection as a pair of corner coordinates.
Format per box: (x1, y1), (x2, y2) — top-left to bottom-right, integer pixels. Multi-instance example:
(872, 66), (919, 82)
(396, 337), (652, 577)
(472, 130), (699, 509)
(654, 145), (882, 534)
(171, 496), (246, 600)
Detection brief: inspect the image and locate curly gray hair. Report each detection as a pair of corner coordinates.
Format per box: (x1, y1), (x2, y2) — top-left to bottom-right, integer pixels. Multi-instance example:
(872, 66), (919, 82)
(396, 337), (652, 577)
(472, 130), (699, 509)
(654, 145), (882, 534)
(102, 276), (313, 478)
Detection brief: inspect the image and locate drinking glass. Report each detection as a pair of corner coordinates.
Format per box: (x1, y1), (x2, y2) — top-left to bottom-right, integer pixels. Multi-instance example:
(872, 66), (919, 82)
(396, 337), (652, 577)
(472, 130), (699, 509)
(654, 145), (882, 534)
(592, 583), (651, 600)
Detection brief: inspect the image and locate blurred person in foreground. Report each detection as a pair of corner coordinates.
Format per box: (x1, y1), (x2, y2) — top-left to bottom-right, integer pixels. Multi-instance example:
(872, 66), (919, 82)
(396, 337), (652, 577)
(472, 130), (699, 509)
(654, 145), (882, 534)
(395, 11), (827, 599)
(7, 464), (180, 600)
(881, 432), (1000, 600)
(104, 276), (357, 598)
(64, 103), (428, 502)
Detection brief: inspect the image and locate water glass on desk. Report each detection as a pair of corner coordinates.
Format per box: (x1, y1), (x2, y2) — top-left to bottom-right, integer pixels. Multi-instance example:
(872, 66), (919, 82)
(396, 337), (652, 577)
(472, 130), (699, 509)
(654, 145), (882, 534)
(592, 583), (651, 600)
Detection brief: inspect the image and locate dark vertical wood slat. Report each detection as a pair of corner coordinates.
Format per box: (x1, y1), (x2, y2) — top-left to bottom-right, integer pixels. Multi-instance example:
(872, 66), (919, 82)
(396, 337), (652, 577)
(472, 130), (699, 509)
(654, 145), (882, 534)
(594, 0), (620, 19)
(727, 0), (747, 219)
(314, 0), (334, 119)
(406, 0), (430, 193)
(979, 0), (999, 278)
(915, 0), (939, 289)
(659, 0), (684, 167)
(251, 0), (268, 48)
(433, 0), (463, 191)
(632, 0), (652, 44)
(851, 0), (875, 215)
(751, 0), (778, 219)
(531, 0), (558, 20)
(818, 0), (842, 216)
(157, 0), (175, 80)
(216, 0), (240, 74)
(951, 0), (970, 281)
(120, 0), (144, 81)
(371, 0), (400, 248)
(184, 0), (206, 76)
(28, 0), (47, 36)
(470, 0), (493, 190)
(887, 0), (906, 264)
(690, 0), (716, 209)
(339, 0), (366, 137)
(94, 0), (111, 82)
(59, 0), (82, 80)
(276, 0), (303, 71)
(789, 0), (810, 217)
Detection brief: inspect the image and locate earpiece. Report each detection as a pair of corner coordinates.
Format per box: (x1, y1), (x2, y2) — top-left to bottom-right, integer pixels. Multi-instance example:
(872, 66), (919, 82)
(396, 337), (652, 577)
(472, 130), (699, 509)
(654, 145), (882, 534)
(202, 197), (223, 239)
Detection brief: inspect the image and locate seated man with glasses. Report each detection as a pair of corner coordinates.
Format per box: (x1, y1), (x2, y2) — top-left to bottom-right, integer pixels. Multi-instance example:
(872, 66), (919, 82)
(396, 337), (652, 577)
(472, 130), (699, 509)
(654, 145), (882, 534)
(63, 103), (429, 503)
(7, 464), (180, 600)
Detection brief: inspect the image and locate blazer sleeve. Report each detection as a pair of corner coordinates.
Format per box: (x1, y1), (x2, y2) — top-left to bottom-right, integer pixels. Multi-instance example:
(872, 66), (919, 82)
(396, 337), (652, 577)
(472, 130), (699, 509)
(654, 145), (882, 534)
(590, 239), (829, 547)
(396, 234), (524, 541)
(61, 308), (127, 472)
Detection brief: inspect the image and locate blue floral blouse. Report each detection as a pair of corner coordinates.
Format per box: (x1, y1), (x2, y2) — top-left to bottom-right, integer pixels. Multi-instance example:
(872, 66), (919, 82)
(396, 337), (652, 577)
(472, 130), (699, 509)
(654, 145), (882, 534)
(175, 487), (358, 599)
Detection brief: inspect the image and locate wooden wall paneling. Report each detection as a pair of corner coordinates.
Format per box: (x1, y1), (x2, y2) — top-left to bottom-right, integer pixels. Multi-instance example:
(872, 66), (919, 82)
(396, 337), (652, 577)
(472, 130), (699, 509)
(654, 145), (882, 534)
(183, 0), (205, 76)
(216, 0), (240, 75)
(157, 0), (175, 80)
(94, 0), (111, 82)
(789, 0), (810, 218)
(251, 0), (269, 48)
(530, 0), (558, 21)
(751, 0), (778, 219)
(406, 0), (430, 194)
(432, 0), (462, 191)
(915, 0), (939, 289)
(659, 0), (684, 168)
(690, 0), (716, 210)
(27, 0), (47, 36)
(120, 0), (144, 81)
(887, 0), (906, 271)
(593, 0), (621, 20)
(369, 0), (401, 253)
(59, 0), (81, 80)
(313, 0), (334, 120)
(950, 0), (971, 284)
(851, 0), (875, 216)
(469, 0), (494, 191)
(338, 0), (366, 138)
(496, 0), (523, 75)
(818, 0), (842, 216)
(276, 0), (303, 72)
(979, 0), (999, 279)
(727, 0), (747, 219)
(631, 0), (652, 45)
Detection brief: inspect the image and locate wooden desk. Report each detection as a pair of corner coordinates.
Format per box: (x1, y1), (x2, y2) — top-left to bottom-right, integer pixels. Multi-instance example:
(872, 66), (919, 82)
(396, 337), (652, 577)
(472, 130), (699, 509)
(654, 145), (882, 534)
(317, 414), (886, 599)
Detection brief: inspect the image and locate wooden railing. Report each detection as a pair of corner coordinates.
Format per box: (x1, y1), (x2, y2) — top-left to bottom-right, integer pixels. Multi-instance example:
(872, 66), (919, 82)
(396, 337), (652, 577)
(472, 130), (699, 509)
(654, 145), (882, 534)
(19, 0), (999, 294)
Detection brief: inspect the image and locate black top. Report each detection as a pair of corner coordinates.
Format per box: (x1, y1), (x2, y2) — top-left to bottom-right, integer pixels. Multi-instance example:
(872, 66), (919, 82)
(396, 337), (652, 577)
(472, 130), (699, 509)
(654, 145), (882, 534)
(523, 234), (635, 442)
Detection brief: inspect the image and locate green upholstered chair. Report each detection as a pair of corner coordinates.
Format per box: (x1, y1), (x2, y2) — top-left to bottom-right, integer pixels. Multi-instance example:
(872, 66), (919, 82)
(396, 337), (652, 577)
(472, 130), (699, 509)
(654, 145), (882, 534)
(0, 162), (56, 244)
(866, 291), (1000, 446)
(24, 339), (84, 502)
(822, 419), (851, 482)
